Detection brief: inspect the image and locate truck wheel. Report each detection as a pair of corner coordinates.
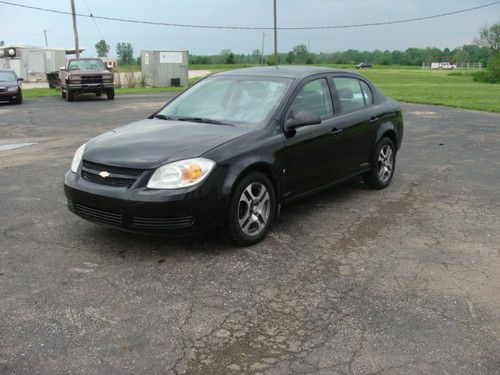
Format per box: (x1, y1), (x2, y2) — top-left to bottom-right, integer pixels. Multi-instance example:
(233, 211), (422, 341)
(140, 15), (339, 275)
(66, 88), (74, 102)
(61, 87), (66, 99)
(106, 88), (115, 100)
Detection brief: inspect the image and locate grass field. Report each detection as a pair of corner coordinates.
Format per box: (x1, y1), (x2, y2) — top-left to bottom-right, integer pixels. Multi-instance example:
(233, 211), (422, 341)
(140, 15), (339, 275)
(22, 65), (499, 112)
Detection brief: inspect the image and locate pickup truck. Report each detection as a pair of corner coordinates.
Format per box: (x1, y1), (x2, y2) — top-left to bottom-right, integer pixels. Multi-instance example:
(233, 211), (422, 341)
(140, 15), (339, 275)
(60, 58), (114, 101)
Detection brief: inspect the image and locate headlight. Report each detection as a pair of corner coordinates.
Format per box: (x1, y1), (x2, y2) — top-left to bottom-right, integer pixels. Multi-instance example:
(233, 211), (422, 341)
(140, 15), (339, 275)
(147, 158), (216, 189)
(70, 144), (86, 173)
(7, 86), (18, 92)
(68, 75), (82, 82)
(102, 75), (113, 82)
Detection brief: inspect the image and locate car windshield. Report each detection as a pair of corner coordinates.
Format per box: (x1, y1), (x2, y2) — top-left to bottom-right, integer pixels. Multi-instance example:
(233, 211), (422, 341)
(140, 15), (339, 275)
(0, 71), (17, 82)
(158, 76), (292, 126)
(68, 59), (105, 71)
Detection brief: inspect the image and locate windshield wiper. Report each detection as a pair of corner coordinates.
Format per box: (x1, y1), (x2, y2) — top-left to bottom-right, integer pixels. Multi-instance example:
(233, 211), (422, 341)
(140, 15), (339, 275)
(153, 114), (176, 120)
(177, 117), (230, 125)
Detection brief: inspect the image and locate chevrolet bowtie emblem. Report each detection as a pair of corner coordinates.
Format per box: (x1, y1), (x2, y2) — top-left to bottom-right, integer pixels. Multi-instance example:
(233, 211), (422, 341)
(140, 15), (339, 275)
(99, 171), (110, 178)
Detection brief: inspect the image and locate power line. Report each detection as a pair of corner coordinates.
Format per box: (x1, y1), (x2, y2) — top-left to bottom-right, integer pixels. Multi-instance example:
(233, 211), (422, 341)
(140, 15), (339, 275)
(82, 0), (104, 39)
(0, 0), (498, 31)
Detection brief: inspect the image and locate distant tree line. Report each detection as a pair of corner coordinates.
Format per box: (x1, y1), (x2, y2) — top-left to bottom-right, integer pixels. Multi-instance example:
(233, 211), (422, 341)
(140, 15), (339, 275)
(190, 44), (494, 66)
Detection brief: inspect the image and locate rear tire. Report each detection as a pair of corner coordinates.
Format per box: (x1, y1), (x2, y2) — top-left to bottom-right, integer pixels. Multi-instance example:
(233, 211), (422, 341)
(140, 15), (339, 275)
(227, 172), (276, 246)
(106, 88), (115, 100)
(61, 88), (66, 99)
(363, 137), (396, 189)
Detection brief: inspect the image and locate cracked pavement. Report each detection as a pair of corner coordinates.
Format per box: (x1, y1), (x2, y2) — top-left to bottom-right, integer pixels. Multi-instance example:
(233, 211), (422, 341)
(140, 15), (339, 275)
(0, 94), (499, 374)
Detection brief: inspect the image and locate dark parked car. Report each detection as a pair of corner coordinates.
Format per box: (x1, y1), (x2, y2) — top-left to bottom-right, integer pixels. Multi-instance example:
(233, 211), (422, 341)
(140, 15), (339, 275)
(60, 58), (114, 101)
(65, 66), (403, 245)
(0, 69), (23, 104)
(355, 62), (373, 69)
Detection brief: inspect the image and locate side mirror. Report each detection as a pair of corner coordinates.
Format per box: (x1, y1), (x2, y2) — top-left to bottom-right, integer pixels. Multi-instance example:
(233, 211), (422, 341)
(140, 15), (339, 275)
(284, 111), (322, 132)
(17, 78), (24, 82)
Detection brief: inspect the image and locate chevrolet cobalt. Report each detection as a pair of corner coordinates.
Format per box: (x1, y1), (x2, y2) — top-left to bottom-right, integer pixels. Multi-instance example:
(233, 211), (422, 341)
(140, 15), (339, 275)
(65, 66), (403, 245)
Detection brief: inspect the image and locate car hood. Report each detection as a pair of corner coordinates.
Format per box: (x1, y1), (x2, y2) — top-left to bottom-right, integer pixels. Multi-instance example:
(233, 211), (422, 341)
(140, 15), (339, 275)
(83, 119), (253, 169)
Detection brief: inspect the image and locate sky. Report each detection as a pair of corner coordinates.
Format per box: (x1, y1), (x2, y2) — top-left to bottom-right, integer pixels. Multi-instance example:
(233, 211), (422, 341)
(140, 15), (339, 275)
(1, 0), (499, 57)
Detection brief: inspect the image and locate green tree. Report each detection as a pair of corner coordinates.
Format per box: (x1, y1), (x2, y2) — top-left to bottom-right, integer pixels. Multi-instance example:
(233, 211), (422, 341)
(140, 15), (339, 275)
(453, 49), (470, 63)
(95, 39), (110, 57)
(116, 42), (134, 65)
(289, 44), (309, 64)
(475, 23), (500, 56)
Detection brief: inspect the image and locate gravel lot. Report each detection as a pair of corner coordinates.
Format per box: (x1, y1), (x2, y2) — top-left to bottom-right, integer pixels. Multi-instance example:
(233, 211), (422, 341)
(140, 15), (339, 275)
(0, 95), (499, 374)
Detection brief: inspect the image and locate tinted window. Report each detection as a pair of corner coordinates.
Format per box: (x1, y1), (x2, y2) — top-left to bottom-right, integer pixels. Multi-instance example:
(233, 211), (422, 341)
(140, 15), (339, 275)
(289, 79), (333, 120)
(333, 77), (365, 113)
(359, 80), (373, 105)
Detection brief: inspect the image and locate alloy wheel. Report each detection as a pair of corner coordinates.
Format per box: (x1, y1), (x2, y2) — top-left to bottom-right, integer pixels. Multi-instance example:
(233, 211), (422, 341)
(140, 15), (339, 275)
(378, 144), (394, 183)
(238, 182), (271, 236)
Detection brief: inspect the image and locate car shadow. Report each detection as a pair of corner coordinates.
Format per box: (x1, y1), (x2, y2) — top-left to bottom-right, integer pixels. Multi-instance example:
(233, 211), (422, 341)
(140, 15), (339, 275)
(76, 178), (370, 260)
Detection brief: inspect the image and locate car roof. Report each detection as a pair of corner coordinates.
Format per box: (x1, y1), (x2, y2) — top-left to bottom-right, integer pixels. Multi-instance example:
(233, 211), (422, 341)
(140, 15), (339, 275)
(214, 65), (359, 80)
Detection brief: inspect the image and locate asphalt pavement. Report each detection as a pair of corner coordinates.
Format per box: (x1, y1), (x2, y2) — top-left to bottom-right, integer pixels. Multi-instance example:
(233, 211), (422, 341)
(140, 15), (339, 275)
(0, 94), (499, 374)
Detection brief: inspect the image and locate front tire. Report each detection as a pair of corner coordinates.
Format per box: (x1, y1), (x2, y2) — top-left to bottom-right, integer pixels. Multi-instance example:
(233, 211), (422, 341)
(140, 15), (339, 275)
(363, 137), (396, 189)
(66, 88), (74, 102)
(106, 88), (115, 100)
(227, 172), (276, 246)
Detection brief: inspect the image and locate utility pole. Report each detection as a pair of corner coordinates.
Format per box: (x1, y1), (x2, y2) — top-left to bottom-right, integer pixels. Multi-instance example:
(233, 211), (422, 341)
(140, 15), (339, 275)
(43, 29), (49, 47)
(70, 0), (80, 58)
(260, 32), (266, 65)
(273, 0), (278, 67)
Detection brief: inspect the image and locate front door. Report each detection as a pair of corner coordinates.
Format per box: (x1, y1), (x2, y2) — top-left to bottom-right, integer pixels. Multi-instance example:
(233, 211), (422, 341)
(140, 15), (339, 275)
(280, 77), (339, 199)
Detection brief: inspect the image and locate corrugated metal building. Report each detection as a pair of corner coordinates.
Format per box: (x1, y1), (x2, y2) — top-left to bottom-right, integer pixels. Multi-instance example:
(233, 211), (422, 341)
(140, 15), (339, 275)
(141, 50), (189, 87)
(0, 46), (69, 80)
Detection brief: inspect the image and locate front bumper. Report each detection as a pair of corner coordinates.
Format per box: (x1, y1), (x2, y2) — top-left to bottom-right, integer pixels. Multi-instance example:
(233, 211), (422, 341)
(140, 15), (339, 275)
(64, 167), (227, 235)
(67, 83), (114, 92)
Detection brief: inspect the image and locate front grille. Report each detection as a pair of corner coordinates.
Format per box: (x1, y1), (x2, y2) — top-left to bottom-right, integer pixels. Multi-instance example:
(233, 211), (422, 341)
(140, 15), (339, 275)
(82, 75), (102, 84)
(67, 200), (194, 231)
(81, 160), (144, 188)
(70, 201), (123, 225)
(0, 87), (6, 93)
(130, 216), (194, 230)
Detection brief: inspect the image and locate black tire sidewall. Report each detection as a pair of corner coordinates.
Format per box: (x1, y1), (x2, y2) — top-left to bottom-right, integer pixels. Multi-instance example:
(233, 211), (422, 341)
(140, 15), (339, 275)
(365, 137), (396, 189)
(228, 172), (276, 246)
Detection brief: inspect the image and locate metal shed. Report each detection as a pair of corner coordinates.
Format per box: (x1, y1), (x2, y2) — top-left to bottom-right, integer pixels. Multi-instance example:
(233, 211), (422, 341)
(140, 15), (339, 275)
(141, 50), (189, 87)
(0, 46), (68, 81)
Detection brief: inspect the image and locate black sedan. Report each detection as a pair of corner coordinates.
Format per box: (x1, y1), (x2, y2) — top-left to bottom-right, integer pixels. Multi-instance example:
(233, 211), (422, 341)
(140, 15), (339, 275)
(0, 69), (23, 104)
(355, 62), (373, 69)
(65, 66), (403, 245)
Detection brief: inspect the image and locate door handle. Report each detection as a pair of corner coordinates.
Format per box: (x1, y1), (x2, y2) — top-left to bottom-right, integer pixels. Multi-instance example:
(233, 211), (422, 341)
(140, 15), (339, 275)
(330, 128), (343, 137)
(369, 116), (379, 124)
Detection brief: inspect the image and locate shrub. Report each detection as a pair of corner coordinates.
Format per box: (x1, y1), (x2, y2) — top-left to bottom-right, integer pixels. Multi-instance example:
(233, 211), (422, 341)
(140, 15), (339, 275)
(473, 54), (500, 83)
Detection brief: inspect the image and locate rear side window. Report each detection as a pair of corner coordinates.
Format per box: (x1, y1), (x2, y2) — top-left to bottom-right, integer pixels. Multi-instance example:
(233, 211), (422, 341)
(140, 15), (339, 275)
(288, 78), (334, 120)
(359, 80), (373, 105)
(333, 77), (366, 113)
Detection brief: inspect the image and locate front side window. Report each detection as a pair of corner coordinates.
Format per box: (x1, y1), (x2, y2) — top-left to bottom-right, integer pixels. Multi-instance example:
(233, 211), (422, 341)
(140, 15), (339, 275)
(288, 78), (334, 120)
(159, 76), (292, 126)
(333, 77), (366, 113)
